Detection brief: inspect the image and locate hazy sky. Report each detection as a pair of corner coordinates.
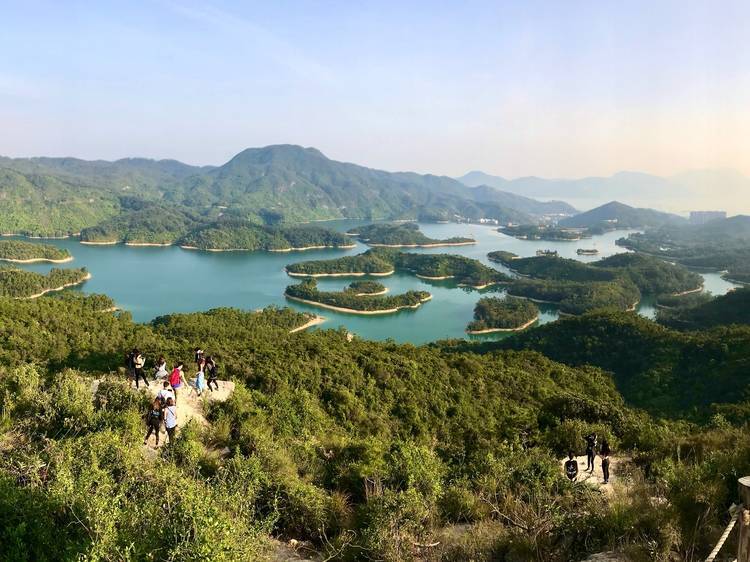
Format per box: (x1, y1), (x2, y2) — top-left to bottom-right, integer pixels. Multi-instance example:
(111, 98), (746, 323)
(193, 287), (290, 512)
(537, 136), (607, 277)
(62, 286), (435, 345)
(1, 0), (749, 178)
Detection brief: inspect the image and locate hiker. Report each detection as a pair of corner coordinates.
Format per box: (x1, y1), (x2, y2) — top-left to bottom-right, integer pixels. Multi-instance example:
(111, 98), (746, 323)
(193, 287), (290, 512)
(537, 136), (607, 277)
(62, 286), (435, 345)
(600, 439), (612, 484)
(169, 362), (186, 405)
(584, 432), (597, 472)
(194, 367), (206, 397)
(205, 356), (219, 392)
(143, 398), (163, 447)
(564, 451), (579, 481)
(133, 349), (149, 388)
(125, 348), (137, 381)
(157, 381), (174, 405)
(164, 397), (178, 444)
(153, 355), (168, 381)
(194, 347), (204, 370)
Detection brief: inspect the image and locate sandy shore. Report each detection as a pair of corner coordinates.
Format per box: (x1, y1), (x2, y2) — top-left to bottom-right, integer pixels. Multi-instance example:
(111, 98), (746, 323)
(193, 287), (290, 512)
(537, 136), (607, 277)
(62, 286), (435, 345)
(124, 241), (173, 247)
(416, 273), (455, 280)
(366, 241), (476, 248)
(0, 255), (73, 264)
(2, 233), (74, 239)
(285, 293), (431, 315)
(286, 269), (395, 278)
(20, 272), (92, 299)
(670, 285), (704, 297)
(80, 240), (119, 245)
(288, 315), (327, 333)
(458, 281), (504, 290)
(355, 288), (389, 296)
(506, 293), (561, 305)
(180, 244), (356, 252)
(466, 315), (539, 334)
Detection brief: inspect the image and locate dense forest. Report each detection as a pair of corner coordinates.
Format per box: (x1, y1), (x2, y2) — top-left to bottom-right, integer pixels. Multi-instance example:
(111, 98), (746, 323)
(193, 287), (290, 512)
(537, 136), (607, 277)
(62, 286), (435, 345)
(347, 280), (387, 295)
(657, 287), (750, 330)
(287, 249), (510, 288)
(0, 240), (72, 262)
(285, 279), (430, 313)
(507, 277), (641, 315)
(347, 223), (475, 247)
(1, 293), (749, 560)
(0, 266), (90, 298)
(180, 220), (354, 251)
(466, 296), (539, 332)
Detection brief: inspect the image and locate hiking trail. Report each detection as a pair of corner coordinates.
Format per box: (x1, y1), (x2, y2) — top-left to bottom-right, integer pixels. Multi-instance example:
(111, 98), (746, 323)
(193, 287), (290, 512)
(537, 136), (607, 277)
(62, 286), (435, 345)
(560, 454), (629, 495)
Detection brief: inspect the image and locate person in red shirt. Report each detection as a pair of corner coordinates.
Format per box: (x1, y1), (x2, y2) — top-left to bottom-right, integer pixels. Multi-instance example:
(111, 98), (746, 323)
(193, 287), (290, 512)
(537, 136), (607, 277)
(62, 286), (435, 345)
(169, 361), (186, 405)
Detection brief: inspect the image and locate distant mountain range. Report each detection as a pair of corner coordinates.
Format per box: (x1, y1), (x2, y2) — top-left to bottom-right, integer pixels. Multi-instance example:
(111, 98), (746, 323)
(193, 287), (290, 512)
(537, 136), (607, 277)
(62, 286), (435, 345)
(457, 169), (750, 215)
(0, 145), (575, 236)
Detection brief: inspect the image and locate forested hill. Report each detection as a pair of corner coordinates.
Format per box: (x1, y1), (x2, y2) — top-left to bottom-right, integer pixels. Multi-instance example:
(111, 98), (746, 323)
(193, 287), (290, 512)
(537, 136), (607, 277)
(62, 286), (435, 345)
(0, 145), (575, 236)
(559, 201), (686, 229)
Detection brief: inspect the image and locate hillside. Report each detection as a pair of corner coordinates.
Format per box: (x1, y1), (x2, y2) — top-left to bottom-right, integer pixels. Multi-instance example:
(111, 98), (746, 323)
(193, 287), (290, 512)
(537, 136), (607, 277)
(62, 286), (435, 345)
(0, 146), (584, 236)
(658, 287), (750, 330)
(559, 201), (686, 229)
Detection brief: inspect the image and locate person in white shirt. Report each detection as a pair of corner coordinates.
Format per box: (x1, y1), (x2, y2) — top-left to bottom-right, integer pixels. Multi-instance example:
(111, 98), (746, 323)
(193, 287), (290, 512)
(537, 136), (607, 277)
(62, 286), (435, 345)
(153, 355), (168, 381)
(163, 397), (178, 444)
(156, 381), (174, 405)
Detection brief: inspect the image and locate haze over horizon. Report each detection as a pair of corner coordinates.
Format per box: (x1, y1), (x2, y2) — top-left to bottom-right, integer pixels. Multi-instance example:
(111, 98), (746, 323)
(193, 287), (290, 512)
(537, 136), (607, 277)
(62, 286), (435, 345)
(2, 1), (749, 185)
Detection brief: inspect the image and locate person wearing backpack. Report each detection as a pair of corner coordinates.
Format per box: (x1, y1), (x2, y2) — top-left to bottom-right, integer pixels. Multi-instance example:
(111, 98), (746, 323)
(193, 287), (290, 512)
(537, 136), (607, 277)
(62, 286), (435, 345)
(205, 356), (219, 392)
(143, 398), (163, 447)
(163, 397), (178, 444)
(125, 349), (137, 382)
(132, 349), (148, 389)
(169, 362), (186, 405)
(157, 381), (174, 406)
(583, 432), (597, 473)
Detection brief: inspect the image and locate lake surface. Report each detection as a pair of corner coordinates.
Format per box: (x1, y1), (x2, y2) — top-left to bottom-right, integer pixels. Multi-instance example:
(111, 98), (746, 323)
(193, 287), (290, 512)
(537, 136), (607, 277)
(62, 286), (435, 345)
(12, 222), (739, 344)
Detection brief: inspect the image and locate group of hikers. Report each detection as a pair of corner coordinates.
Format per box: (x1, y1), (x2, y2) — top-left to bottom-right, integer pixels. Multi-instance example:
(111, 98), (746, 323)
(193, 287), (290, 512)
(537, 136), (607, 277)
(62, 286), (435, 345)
(124, 347), (220, 447)
(564, 432), (612, 484)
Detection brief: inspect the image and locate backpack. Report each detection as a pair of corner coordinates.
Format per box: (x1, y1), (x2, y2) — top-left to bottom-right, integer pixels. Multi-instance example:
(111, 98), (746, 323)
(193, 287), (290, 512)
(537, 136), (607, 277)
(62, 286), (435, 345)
(565, 460), (578, 478)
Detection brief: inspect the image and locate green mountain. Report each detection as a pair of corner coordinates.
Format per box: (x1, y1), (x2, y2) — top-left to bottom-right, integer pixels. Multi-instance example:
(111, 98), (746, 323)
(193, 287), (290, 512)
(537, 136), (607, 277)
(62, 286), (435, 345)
(658, 287), (750, 330)
(559, 201), (686, 229)
(0, 145), (581, 236)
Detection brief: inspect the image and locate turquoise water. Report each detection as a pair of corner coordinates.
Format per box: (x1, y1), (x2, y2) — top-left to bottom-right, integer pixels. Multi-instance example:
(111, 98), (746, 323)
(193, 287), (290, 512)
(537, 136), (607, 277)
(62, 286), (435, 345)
(11, 222), (739, 344)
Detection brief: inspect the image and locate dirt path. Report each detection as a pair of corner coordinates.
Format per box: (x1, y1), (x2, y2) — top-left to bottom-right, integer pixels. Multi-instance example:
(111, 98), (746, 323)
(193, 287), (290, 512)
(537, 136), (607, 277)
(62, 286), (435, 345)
(139, 379), (235, 450)
(560, 454), (628, 495)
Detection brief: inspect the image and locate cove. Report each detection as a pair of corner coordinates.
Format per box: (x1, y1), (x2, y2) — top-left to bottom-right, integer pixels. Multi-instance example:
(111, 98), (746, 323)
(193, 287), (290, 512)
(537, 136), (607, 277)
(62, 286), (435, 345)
(9, 222), (739, 344)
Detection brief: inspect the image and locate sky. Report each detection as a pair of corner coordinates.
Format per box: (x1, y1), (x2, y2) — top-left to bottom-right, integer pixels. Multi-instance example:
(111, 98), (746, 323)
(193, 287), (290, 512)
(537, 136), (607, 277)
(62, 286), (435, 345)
(1, 0), (749, 179)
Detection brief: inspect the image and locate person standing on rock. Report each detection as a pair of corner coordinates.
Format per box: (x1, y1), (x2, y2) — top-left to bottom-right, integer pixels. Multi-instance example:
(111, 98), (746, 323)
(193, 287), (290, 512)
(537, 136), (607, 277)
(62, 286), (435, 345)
(164, 397), (178, 444)
(205, 356), (219, 392)
(133, 349), (149, 389)
(144, 398), (163, 447)
(564, 451), (579, 481)
(584, 432), (597, 472)
(169, 362), (186, 405)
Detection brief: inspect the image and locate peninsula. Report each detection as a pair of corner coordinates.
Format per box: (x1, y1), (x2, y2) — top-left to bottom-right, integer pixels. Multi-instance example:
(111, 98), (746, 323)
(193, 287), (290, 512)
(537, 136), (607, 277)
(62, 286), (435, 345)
(0, 240), (73, 263)
(466, 296), (540, 333)
(0, 266), (91, 299)
(347, 222), (475, 248)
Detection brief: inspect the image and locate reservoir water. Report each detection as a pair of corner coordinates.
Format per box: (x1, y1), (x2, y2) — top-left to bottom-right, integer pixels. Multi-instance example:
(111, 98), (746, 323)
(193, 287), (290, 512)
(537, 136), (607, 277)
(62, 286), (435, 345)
(12, 222), (739, 344)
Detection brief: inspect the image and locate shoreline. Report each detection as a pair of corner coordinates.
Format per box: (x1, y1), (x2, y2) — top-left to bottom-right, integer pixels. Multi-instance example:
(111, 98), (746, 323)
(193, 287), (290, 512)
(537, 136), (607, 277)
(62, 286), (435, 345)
(286, 269), (395, 278)
(467, 315), (539, 334)
(366, 241), (476, 248)
(285, 293), (432, 315)
(415, 273), (454, 280)
(355, 288), (389, 296)
(2, 233), (75, 240)
(80, 240), (119, 245)
(124, 241), (173, 247)
(0, 255), (73, 264)
(288, 315), (327, 333)
(180, 244), (357, 253)
(458, 281), (504, 290)
(19, 272), (92, 300)
(670, 285), (704, 297)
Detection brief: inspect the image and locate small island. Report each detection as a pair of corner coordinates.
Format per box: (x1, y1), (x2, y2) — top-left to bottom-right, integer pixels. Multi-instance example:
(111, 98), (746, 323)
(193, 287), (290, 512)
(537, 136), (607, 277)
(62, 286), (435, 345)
(0, 266), (91, 299)
(287, 248), (509, 289)
(285, 279), (431, 315)
(466, 296), (539, 333)
(498, 224), (586, 241)
(0, 240), (73, 263)
(347, 280), (388, 296)
(347, 223), (475, 248)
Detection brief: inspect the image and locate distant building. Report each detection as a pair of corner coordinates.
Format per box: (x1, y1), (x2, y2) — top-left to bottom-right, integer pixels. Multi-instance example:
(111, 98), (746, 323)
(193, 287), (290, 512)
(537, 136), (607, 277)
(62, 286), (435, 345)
(690, 211), (726, 225)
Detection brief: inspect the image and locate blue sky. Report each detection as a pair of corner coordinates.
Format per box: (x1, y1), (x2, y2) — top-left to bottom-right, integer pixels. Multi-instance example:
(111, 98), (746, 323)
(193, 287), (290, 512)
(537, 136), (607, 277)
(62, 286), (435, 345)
(1, 0), (748, 177)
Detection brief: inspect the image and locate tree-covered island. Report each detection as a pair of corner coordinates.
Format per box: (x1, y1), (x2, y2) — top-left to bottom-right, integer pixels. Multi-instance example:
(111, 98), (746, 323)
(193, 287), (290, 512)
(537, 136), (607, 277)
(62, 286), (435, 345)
(0, 240), (73, 263)
(0, 266), (90, 298)
(466, 296), (540, 333)
(347, 222), (475, 247)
